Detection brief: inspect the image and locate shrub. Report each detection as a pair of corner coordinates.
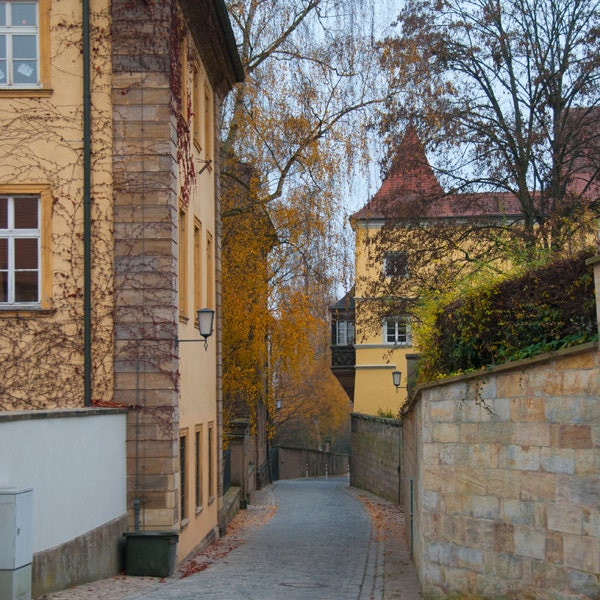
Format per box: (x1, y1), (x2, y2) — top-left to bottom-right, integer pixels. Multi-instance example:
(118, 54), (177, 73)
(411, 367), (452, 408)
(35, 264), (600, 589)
(416, 249), (598, 380)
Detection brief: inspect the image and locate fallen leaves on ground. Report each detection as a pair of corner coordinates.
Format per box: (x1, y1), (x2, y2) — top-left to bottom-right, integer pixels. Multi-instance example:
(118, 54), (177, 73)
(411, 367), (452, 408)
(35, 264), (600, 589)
(177, 504), (277, 578)
(356, 493), (407, 542)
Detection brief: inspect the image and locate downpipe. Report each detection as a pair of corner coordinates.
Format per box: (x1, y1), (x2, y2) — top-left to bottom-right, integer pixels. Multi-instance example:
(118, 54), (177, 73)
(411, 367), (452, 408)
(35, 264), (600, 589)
(82, 0), (92, 406)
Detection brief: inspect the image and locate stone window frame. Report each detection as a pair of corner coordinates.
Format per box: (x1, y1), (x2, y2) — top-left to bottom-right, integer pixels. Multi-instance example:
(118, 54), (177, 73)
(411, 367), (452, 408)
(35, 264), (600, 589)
(203, 81), (213, 165)
(191, 60), (202, 151)
(180, 33), (189, 121)
(206, 230), (214, 309)
(193, 217), (202, 317)
(194, 423), (203, 514)
(207, 420), (215, 503)
(179, 428), (189, 528)
(178, 200), (188, 320)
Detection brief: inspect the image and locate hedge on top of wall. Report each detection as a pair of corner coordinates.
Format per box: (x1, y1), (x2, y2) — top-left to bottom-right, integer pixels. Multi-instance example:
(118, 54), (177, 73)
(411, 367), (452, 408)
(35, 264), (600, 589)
(418, 248), (598, 380)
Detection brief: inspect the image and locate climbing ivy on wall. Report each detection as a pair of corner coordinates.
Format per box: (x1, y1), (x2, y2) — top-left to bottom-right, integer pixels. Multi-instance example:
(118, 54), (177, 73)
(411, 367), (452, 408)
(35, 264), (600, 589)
(0, 3), (114, 409)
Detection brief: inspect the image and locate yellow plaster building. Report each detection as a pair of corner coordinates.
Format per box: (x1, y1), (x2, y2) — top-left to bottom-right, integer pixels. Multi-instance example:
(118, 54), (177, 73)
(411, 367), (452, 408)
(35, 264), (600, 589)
(0, 0), (243, 569)
(333, 124), (597, 418)
(333, 126), (524, 416)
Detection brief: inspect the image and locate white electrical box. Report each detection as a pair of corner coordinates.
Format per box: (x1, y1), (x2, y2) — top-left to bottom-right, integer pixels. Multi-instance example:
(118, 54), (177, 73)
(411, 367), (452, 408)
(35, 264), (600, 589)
(0, 488), (33, 570)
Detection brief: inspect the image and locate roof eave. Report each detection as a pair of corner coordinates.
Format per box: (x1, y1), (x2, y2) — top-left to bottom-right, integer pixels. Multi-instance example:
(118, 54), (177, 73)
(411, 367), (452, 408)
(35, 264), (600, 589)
(179, 0), (244, 96)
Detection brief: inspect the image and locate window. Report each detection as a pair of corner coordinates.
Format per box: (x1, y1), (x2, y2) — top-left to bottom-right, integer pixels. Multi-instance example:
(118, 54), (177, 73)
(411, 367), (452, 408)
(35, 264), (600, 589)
(383, 251), (409, 278)
(208, 422), (215, 501)
(0, 0), (50, 92)
(179, 431), (188, 524)
(195, 425), (203, 512)
(384, 317), (411, 346)
(193, 219), (202, 314)
(180, 34), (188, 121)
(178, 203), (188, 317)
(192, 63), (201, 149)
(1, 194), (40, 306)
(206, 232), (213, 309)
(334, 320), (354, 346)
(203, 83), (212, 162)
(0, 186), (50, 309)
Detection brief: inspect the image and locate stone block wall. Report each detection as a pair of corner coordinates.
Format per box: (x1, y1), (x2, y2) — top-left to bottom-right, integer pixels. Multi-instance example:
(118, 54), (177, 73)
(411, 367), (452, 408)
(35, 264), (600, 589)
(403, 344), (600, 599)
(111, 0), (180, 532)
(351, 413), (402, 502)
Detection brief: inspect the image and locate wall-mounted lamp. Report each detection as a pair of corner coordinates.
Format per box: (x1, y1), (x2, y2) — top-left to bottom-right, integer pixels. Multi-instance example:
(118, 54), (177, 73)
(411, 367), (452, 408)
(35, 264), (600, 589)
(177, 308), (215, 350)
(392, 370), (407, 392)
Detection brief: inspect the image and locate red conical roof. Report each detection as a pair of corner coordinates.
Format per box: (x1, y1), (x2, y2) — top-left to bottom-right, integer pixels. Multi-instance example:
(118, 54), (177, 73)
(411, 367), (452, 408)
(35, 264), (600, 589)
(352, 126), (523, 222)
(352, 125), (444, 220)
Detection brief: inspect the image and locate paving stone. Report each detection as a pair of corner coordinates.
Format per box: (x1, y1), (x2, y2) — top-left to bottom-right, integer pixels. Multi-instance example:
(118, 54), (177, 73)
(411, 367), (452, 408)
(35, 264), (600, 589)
(41, 478), (422, 600)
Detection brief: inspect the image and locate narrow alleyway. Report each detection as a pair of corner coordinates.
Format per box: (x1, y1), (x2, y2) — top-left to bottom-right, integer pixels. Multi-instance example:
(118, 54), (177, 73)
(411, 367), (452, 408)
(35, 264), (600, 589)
(145, 477), (378, 599)
(44, 477), (421, 600)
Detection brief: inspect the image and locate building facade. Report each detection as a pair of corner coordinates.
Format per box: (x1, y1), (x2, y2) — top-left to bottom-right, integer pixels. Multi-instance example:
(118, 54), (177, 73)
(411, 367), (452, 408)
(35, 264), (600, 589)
(0, 0), (243, 577)
(333, 122), (598, 417)
(334, 126), (524, 416)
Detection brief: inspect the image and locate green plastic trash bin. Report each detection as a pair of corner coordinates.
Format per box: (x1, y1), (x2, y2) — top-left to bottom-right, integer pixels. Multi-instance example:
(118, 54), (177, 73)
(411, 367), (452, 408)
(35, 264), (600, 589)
(123, 531), (179, 577)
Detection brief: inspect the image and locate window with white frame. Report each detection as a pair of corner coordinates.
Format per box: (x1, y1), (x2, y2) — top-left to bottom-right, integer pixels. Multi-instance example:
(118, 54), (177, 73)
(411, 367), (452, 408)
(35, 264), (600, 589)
(0, 1), (40, 87)
(0, 194), (40, 305)
(334, 320), (355, 346)
(384, 317), (411, 346)
(383, 251), (409, 278)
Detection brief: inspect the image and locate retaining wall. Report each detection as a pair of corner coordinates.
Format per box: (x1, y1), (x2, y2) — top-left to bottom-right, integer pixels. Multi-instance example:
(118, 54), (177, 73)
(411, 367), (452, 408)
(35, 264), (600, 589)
(350, 413), (402, 502)
(402, 343), (600, 599)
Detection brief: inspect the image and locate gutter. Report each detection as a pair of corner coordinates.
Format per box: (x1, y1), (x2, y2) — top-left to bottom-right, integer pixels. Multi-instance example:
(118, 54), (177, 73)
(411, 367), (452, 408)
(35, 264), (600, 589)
(213, 0), (245, 84)
(82, 0), (92, 406)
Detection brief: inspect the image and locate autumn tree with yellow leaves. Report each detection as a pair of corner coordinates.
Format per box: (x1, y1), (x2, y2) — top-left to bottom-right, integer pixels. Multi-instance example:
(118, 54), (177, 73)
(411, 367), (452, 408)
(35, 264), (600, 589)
(220, 0), (393, 448)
